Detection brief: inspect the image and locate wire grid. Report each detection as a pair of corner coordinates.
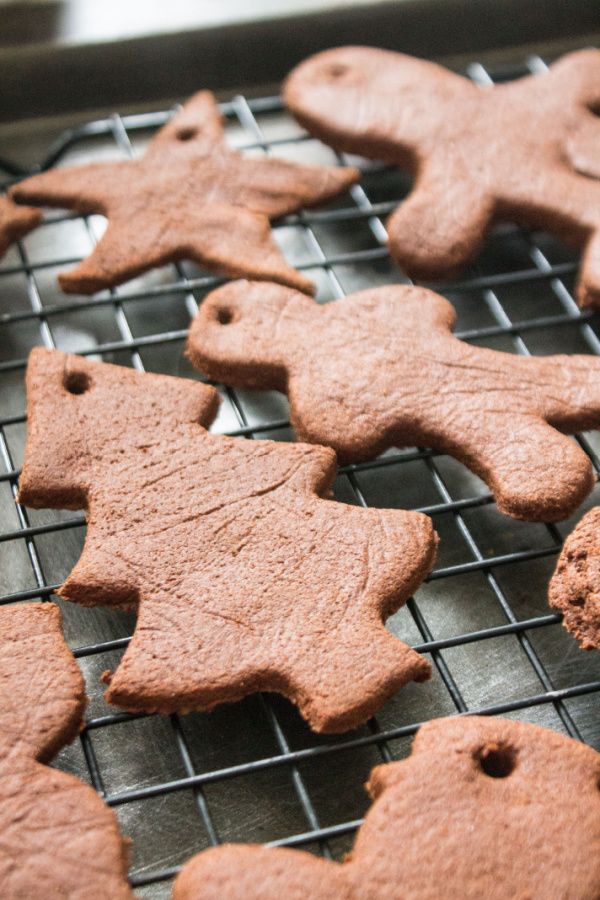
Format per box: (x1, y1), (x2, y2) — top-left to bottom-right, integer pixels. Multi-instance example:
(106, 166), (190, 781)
(1, 52), (600, 895)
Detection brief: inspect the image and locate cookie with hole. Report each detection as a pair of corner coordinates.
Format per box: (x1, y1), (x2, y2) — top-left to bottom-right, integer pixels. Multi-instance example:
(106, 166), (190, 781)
(0, 602), (132, 898)
(284, 47), (600, 308)
(10, 91), (359, 296)
(173, 715), (600, 899)
(0, 196), (41, 259)
(549, 506), (600, 650)
(187, 280), (600, 522)
(18, 347), (438, 734)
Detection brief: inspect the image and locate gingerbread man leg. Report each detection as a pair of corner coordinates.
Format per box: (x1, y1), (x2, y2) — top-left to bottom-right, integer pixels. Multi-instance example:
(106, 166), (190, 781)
(444, 413), (593, 521)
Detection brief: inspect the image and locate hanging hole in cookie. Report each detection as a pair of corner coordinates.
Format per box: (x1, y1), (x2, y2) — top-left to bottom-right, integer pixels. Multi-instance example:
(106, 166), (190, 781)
(326, 63), (349, 79)
(216, 307), (233, 325)
(176, 126), (197, 141)
(570, 596), (586, 607)
(477, 744), (516, 778)
(64, 371), (91, 395)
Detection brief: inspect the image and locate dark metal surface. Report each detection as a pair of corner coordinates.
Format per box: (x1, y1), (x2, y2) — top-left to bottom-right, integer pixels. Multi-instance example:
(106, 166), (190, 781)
(1, 54), (600, 898)
(1, 0), (599, 122)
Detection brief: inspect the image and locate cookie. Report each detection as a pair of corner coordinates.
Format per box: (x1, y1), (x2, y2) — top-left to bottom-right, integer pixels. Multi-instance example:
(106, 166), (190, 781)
(188, 280), (600, 522)
(18, 347), (437, 733)
(549, 507), (600, 649)
(284, 47), (600, 307)
(0, 602), (132, 898)
(10, 91), (358, 296)
(173, 715), (600, 900)
(0, 196), (41, 258)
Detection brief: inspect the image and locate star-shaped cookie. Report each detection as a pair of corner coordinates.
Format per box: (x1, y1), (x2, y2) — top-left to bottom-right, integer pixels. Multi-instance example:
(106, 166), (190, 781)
(0, 196), (41, 258)
(18, 348), (437, 733)
(10, 91), (358, 295)
(173, 715), (600, 900)
(0, 603), (132, 898)
(188, 280), (600, 522)
(284, 47), (600, 307)
(549, 507), (600, 650)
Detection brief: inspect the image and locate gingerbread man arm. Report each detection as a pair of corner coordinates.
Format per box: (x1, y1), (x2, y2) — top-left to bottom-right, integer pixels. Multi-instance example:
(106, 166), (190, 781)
(385, 158), (495, 278)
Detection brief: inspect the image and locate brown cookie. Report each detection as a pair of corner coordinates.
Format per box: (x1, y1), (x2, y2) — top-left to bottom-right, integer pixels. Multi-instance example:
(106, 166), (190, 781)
(0, 602), (132, 898)
(173, 715), (600, 900)
(18, 348), (437, 733)
(188, 280), (600, 522)
(0, 196), (41, 258)
(10, 91), (358, 296)
(284, 47), (600, 307)
(549, 507), (600, 649)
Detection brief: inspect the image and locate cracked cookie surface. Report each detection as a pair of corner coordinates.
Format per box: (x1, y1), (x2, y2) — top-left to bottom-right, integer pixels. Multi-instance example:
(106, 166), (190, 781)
(188, 280), (600, 521)
(18, 348), (437, 732)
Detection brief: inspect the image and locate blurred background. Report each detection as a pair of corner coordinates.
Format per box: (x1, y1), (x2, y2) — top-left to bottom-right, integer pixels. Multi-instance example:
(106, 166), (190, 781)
(1, 0), (599, 125)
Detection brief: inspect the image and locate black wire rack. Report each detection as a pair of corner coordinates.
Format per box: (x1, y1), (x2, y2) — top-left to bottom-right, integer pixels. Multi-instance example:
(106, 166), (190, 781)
(1, 52), (600, 897)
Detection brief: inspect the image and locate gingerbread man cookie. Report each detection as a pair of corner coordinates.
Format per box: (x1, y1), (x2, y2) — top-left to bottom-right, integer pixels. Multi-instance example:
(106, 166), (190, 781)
(18, 348), (437, 733)
(188, 280), (600, 522)
(284, 47), (600, 307)
(10, 91), (358, 295)
(549, 507), (600, 650)
(0, 603), (132, 898)
(173, 715), (600, 899)
(0, 196), (40, 259)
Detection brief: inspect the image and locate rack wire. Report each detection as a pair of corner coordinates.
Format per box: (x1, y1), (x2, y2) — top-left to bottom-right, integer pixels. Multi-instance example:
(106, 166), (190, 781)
(1, 52), (599, 897)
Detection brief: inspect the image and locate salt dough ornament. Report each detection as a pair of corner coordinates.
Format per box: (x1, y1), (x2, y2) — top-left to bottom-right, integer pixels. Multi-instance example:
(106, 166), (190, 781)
(188, 280), (600, 522)
(10, 91), (358, 296)
(0, 196), (40, 258)
(284, 47), (600, 307)
(173, 715), (600, 900)
(0, 603), (132, 898)
(18, 348), (437, 733)
(549, 506), (600, 650)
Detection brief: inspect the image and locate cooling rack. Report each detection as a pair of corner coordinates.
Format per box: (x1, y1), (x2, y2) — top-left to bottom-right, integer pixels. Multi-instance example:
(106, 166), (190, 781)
(1, 52), (599, 898)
